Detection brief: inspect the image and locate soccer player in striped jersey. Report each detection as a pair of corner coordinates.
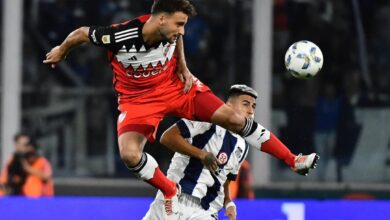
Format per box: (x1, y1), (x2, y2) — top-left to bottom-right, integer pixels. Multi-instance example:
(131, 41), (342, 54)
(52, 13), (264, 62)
(43, 0), (318, 219)
(143, 85), (319, 220)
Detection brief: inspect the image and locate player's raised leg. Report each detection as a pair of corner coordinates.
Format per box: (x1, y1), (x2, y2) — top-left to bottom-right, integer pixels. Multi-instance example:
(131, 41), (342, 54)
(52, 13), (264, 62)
(118, 131), (180, 219)
(193, 88), (318, 175)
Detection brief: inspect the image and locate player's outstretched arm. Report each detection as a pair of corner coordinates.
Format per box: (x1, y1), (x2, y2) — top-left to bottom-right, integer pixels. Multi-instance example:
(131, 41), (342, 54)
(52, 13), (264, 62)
(43, 27), (90, 68)
(223, 180), (236, 220)
(161, 124), (218, 173)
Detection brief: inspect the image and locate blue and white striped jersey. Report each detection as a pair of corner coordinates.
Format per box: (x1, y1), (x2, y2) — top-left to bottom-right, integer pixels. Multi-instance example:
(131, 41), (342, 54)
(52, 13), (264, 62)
(166, 119), (250, 213)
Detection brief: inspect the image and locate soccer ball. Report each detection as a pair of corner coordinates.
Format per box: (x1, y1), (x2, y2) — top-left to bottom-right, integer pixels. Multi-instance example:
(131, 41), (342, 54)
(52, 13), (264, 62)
(284, 40), (323, 79)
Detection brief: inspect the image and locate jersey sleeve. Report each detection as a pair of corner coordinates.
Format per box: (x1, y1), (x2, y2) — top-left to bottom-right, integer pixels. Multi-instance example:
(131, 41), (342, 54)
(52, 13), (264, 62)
(228, 142), (250, 180)
(176, 119), (212, 138)
(227, 173), (237, 181)
(228, 164), (240, 181)
(88, 21), (137, 51)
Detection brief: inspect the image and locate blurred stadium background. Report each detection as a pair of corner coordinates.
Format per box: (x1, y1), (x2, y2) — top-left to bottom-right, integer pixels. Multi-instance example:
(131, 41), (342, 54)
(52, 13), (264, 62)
(1, 0), (390, 219)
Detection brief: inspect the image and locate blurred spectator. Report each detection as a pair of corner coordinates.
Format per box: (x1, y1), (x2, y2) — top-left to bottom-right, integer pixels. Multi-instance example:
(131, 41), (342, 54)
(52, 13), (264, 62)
(0, 133), (54, 197)
(314, 82), (341, 181)
(333, 72), (362, 182)
(229, 160), (255, 200)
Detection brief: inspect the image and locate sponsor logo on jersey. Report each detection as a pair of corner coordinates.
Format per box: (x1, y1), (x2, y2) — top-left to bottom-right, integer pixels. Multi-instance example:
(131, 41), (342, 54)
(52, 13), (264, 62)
(113, 38), (177, 80)
(235, 147), (243, 159)
(125, 63), (168, 78)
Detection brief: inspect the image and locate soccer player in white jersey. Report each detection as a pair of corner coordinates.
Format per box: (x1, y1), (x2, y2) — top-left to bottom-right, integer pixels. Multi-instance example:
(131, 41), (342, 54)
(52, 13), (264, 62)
(143, 85), (319, 220)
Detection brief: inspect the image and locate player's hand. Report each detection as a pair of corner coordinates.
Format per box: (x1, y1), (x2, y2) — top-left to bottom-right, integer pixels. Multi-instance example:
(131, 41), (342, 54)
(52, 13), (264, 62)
(176, 64), (194, 94)
(225, 203), (237, 220)
(43, 45), (67, 68)
(21, 159), (33, 174)
(200, 151), (218, 174)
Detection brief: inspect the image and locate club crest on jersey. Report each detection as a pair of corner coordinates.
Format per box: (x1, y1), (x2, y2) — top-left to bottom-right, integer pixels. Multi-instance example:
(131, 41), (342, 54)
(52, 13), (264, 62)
(118, 111), (127, 124)
(217, 152), (228, 165)
(102, 35), (111, 44)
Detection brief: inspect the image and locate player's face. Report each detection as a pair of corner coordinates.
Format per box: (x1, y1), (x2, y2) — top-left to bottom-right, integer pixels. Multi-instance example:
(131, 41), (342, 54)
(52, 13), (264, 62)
(15, 136), (30, 153)
(228, 95), (256, 119)
(159, 12), (188, 43)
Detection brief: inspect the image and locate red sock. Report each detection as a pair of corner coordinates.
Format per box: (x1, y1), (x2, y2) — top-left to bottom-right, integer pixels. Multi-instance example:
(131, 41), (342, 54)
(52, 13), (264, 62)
(146, 167), (177, 198)
(261, 133), (296, 168)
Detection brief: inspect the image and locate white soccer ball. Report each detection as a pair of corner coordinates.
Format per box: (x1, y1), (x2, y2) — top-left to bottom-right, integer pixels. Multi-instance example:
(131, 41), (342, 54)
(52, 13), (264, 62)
(284, 40), (323, 79)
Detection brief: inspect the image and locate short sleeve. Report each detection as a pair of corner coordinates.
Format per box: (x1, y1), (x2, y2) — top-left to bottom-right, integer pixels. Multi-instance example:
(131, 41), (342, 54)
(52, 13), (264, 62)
(176, 119), (212, 138)
(229, 165), (240, 179)
(88, 20), (138, 51)
(229, 142), (250, 179)
(227, 173), (237, 181)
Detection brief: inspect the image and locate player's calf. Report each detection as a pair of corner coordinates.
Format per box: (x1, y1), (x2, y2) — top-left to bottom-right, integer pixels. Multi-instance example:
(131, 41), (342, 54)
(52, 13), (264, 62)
(125, 152), (177, 198)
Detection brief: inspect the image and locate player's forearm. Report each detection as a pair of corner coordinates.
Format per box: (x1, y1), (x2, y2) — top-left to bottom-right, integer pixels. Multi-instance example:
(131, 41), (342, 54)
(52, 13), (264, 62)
(174, 36), (187, 66)
(26, 167), (51, 182)
(161, 126), (206, 160)
(223, 180), (232, 205)
(59, 27), (90, 55)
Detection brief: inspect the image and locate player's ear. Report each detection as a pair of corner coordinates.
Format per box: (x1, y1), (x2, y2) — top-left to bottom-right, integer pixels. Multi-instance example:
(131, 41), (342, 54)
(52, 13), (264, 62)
(158, 13), (167, 25)
(226, 99), (234, 107)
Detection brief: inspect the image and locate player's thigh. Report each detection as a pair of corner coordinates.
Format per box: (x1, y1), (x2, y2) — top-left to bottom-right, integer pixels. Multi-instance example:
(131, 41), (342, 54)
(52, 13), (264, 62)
(142, 199), (164, 220)
(192, 91), (224, 122)
(210, 104), (245, 134)
(117, 101), (165, 142)
(118, 131), (148, 165)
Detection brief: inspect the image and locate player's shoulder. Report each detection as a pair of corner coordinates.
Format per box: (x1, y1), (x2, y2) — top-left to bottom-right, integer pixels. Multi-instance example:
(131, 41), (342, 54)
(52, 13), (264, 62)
(109, 14), (149, 33)
(108, 14), (151, 45)
(111, 14), (150, 28)
(137, 14), (151, 23)
(34, 156), (50, 166)
(220, 126), (243, 140)
(179, 119), (214, 134)
(184, 119), (212, 128)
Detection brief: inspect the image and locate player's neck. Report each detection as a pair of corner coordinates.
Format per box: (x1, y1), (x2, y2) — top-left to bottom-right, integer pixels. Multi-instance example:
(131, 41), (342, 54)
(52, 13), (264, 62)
(143, 17), (164, 47)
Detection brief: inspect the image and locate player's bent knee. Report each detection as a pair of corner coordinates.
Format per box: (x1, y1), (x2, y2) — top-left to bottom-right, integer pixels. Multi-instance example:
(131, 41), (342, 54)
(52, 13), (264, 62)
(211, 105), (245, 133)
(118, 131), (147, 166)
(119, 149), (142, 167)
(219, 111), (244, 133)
(226, 113), (244, 132)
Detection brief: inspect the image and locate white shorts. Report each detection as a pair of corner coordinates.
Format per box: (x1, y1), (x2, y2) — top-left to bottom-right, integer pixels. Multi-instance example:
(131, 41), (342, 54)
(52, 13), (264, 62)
(142, 192), (218, 220)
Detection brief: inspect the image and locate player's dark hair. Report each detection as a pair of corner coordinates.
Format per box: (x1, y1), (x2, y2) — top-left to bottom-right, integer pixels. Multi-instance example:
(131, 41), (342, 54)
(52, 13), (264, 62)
(151, 0), (197, 16)
(227, 84), (258, 101)
(13, 132), (30, 143)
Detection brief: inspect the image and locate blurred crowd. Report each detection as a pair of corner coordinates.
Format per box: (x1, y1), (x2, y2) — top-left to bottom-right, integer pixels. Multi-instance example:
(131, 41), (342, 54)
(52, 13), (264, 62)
(0, 0), (389, 182)
(273, 0), (390, 181)
(0, 133), (53, 197)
